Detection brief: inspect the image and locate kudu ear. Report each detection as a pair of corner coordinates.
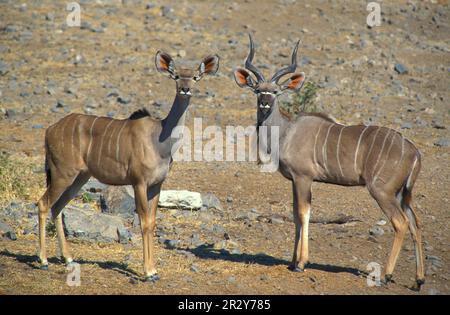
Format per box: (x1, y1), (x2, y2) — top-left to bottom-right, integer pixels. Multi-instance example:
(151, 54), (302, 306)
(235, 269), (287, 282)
(155, 51), (176, 76)
(197, 54), (220, 78)
(279, 72), (306, 91)
(233, 67), (256, 89)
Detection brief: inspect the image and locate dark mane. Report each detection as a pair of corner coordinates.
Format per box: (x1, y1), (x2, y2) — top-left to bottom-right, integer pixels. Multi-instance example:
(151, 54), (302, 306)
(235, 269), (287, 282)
(129, 108), (151, 120)
(297, 112), (336, 123)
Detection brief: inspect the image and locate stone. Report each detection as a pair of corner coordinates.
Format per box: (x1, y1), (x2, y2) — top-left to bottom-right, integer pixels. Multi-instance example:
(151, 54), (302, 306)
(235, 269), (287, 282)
(269, 215), (284, 224)
(394, 63), (408, 74)
(159, 190), (202, 210)
(434, 138), (450, 147)
(118, 227), (132, 244)
(201, 193), (222, 210)
(0, 221), (16, 240)
(63, 206), (127, 243)
(83, 178), (107, 193)
(101, 186), (135, 218)
(401, 122), (412, 129)
(0, 60), (10, 76)
(369, 226), (384, 237)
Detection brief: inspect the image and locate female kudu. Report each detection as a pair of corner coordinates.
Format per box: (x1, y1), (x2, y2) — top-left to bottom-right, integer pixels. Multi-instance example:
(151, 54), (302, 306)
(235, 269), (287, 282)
(37, 50), (219, 281)
(233, 35), (424, 290)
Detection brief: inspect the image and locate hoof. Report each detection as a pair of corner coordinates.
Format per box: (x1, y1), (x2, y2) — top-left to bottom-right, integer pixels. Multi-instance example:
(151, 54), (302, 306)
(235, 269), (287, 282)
(411, 279), (425, 292)
(382, 274), (395, 285)
(40, 264), (49, 271)
(288, 265), (304, 273)
(145, 274), (160, 283)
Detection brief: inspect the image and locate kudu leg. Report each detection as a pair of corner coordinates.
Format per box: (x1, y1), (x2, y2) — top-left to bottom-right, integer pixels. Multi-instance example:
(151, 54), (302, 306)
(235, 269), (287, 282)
(134, 184), (158, 282)
(402, 194), (425, 290)
(371, 189), (409, 284)
(37, 174), (80, 268)
(51, 172), (91, 265)
(147, 184), (161, 280)
(290, 176), (313, 272)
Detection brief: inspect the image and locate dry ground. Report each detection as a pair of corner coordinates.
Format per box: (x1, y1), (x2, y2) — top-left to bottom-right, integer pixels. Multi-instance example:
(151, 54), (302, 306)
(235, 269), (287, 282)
(0, 0), (449, 294)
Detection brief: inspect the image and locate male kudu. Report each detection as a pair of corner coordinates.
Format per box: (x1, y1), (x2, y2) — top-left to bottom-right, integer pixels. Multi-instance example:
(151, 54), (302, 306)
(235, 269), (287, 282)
(37, 50), (219, 281)
(233, 35), (424, 290)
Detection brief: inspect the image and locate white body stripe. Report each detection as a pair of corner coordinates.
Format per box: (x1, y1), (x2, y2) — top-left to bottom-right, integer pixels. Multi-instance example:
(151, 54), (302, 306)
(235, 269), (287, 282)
(116, 121), (128, 161)
(336, 125), (346, 178)
(406, 156), (418, 189)
(373, 131), (396, 183)
(364, 126), (381, 168)
(353, 125), (370, 175)
(70, 116), (77, 162)
(322, 124), (334, 174)
(371, 130), (391, 179)
(313, 122), (325, 172)
(86, 117), (99, 161)
(97, 120), (114, 166)
(107, 120), (117, 156)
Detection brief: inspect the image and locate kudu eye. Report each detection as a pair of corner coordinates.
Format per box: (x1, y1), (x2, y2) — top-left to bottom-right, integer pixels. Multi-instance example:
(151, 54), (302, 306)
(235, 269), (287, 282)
(193, 75), (200, 81)
(171, 74), (179, 80)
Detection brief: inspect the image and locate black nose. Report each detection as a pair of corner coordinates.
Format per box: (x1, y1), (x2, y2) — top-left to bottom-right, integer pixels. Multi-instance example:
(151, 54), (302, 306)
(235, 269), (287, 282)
(181, 87), (190, 93)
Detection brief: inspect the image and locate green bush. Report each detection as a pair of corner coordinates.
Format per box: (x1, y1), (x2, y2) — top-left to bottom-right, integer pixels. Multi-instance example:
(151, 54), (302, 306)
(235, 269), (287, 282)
(280, 81), (319, 116)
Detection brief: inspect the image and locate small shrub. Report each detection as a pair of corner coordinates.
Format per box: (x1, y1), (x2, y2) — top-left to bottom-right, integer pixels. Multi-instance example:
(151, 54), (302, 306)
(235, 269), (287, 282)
(280, 81), (319, 116)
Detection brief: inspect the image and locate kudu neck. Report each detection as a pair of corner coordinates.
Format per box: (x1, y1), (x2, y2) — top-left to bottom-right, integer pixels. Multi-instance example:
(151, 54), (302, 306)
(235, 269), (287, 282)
(157, 94), (191, 158)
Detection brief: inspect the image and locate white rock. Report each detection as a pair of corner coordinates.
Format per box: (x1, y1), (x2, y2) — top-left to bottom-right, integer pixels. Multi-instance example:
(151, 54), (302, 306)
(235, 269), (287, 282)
(158, 190), (202, 210)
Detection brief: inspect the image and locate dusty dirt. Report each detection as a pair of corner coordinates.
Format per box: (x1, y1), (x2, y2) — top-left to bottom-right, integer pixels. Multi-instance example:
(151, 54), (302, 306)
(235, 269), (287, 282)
(0, 0), (449, 295)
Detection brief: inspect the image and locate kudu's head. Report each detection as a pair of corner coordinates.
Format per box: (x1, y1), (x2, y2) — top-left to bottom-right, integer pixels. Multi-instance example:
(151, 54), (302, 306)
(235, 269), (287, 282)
(155, 51), (220, 98)
(233, 35), (306, 116)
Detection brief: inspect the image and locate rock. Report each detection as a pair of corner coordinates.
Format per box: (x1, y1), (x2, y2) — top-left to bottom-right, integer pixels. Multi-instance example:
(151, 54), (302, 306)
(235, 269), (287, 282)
(0, 60), (10, 76)
(163, 239), (180, 249)
(83, 178), (107, 193)
(394, 63), (408, 74)
(63, 206), (127, 243)
(369, 226), (384, 237)
(401, 122), (412, 129)
(101, 186), (135, 218)
(211, 224), (225, 234)
(118, 227), (132, 244)
(0, 221), (17, 240)
(376, 219), (387, 226)
(159, 190), (202, 210)
(426, 255), (443, 268)
(269, 215), (284, 224)
(434, 138), (450, 147)
(431, 120), (445, 129)
(161, 5), (174, 18)
(201, 193), (222, 210)
(226, 196), (233, 203)
(117, 96), (131, 105)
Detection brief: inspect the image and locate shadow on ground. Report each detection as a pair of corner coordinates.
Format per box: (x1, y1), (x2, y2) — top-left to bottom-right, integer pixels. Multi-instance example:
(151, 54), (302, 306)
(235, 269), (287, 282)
(0, 249), (142, 280)
(173, 244), (367, 277)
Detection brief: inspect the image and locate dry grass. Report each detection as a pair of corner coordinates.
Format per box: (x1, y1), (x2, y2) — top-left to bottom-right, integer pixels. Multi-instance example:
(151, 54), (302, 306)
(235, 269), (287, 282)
(0, 152), (44, 207)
